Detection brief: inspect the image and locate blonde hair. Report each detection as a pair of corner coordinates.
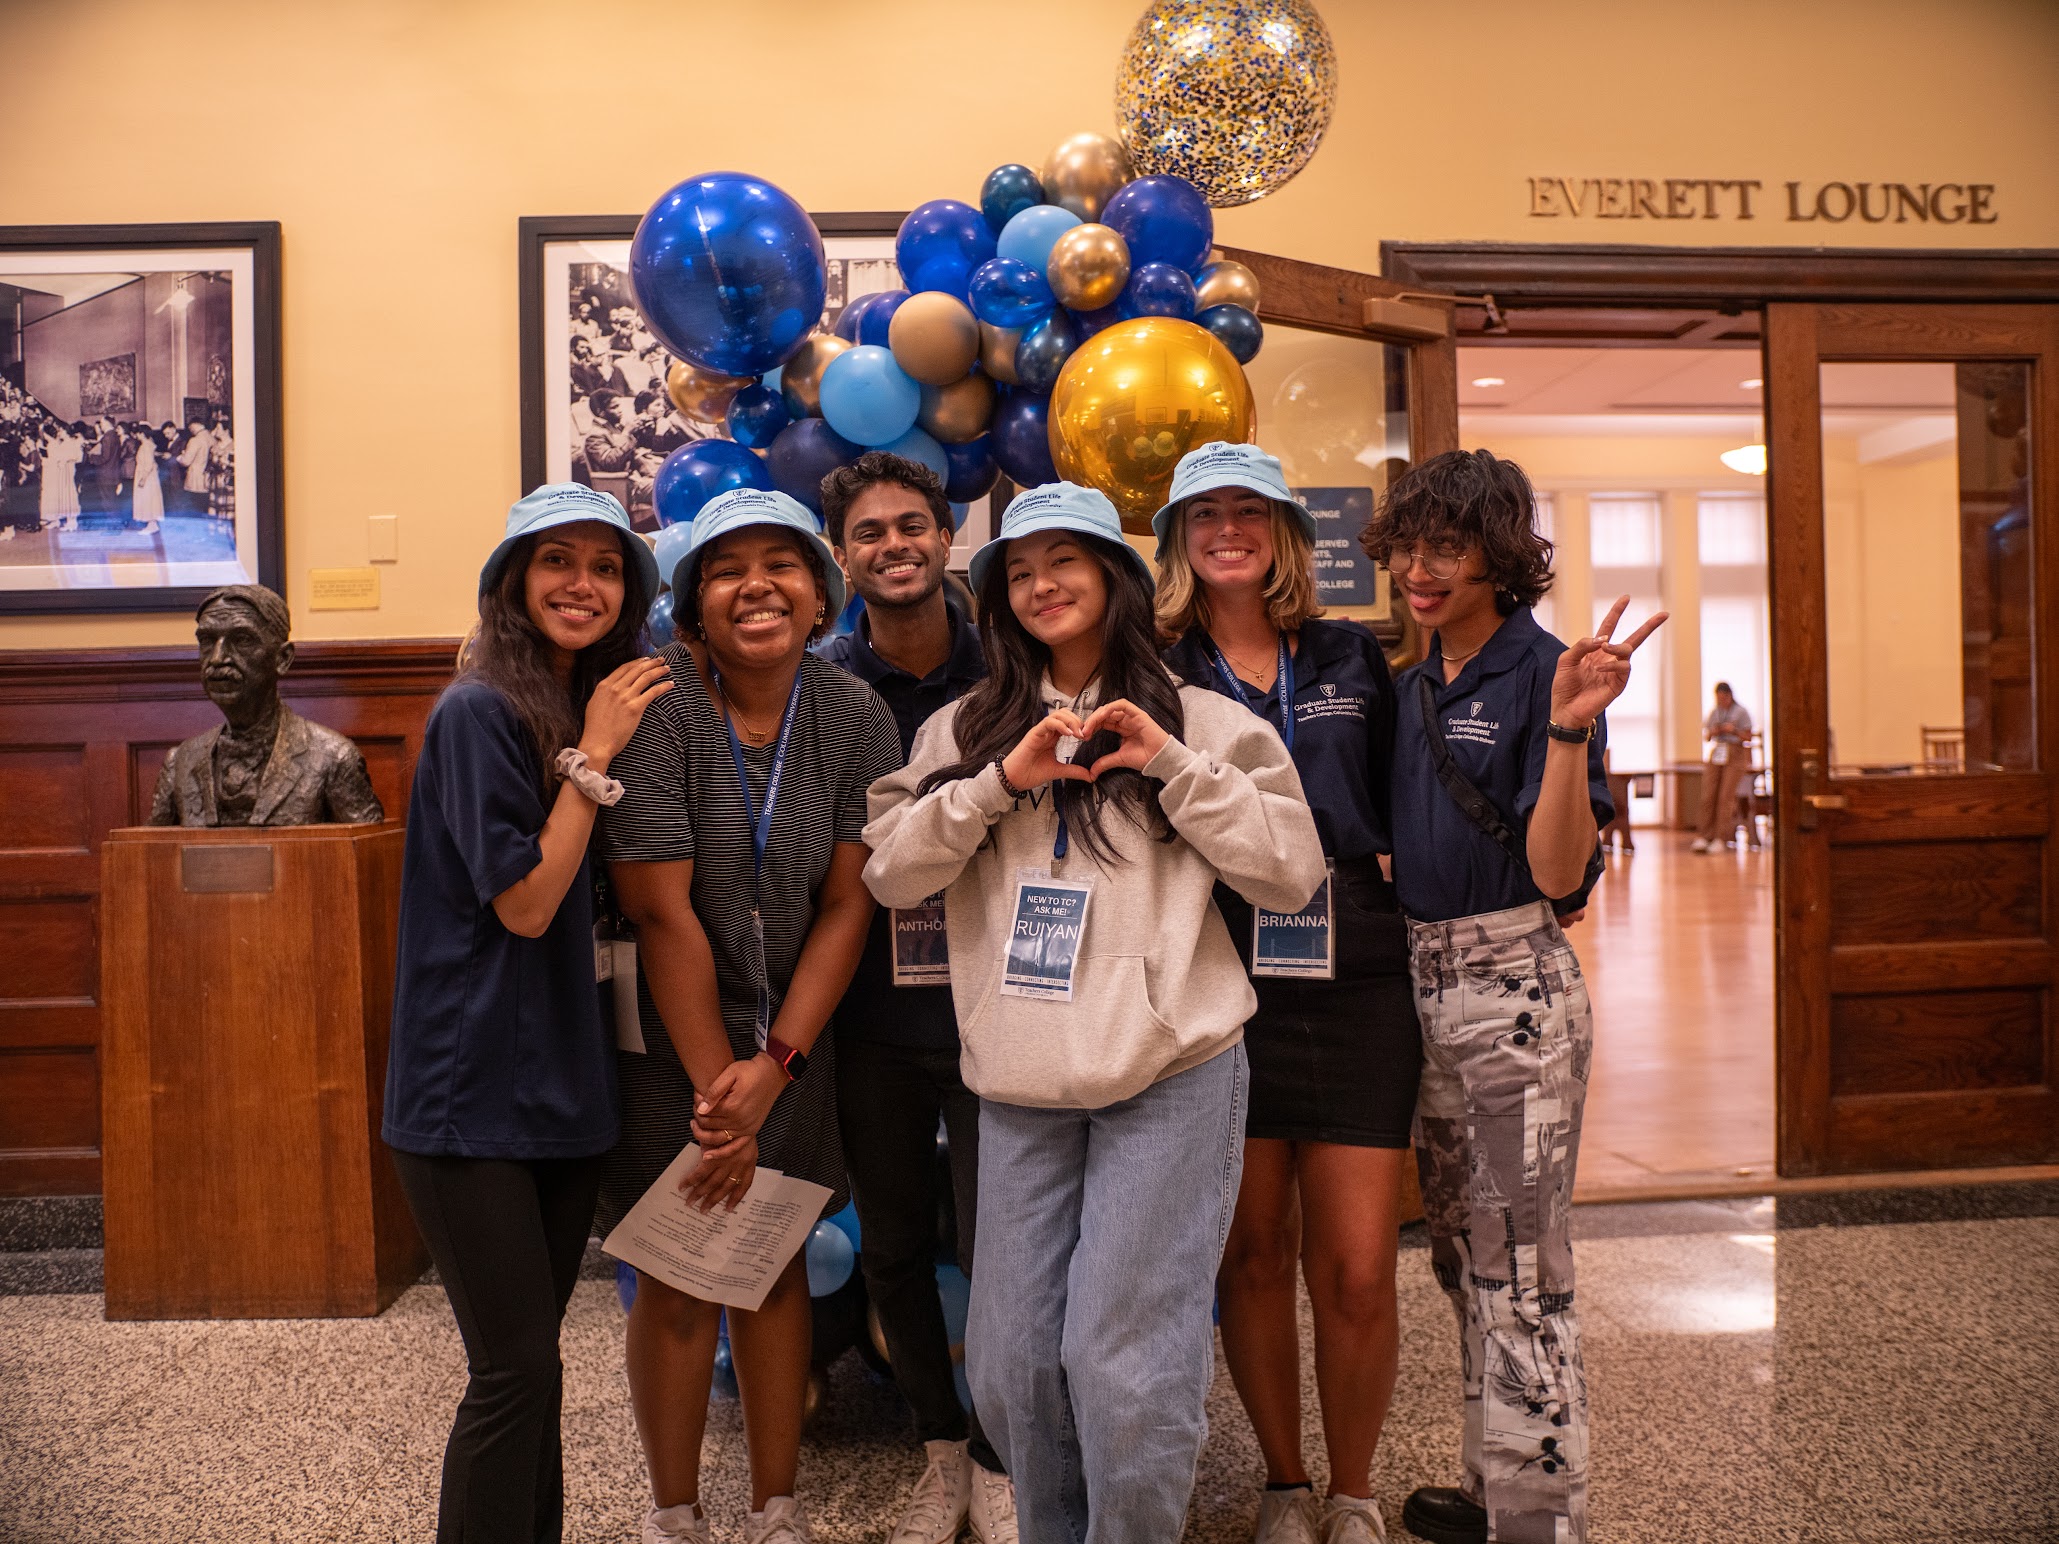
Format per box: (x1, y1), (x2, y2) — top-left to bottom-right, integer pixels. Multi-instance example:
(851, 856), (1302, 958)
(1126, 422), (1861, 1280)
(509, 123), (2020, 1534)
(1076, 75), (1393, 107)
(1154, 498), (1324, 643)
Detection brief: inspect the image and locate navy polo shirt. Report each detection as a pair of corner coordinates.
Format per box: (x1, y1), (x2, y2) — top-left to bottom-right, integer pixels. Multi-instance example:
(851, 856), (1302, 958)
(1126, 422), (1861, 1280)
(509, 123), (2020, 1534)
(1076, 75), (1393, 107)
(1391, 607), (1613, 923)
(382, 679), (618, 1159)
(1165, 616), (1395, 863)
(817, 598), (988, 1048)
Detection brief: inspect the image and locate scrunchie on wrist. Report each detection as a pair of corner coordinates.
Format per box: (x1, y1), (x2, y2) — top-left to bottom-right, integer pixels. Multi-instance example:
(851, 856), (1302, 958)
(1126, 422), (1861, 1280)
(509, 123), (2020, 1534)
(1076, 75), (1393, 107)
(555, 747), (625, 807)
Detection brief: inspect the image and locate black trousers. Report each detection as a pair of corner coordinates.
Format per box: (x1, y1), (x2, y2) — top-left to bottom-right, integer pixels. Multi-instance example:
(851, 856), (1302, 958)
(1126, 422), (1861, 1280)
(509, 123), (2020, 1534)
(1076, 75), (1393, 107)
(391, 1149), (603, 1544)
(836, 1036), (1002, 1472)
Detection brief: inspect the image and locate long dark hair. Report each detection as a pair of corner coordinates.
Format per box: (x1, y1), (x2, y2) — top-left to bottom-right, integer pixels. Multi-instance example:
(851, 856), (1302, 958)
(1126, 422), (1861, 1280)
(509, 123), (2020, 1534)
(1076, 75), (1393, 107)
(923, 532), (1184, 864)
(458, 529), (653, 789)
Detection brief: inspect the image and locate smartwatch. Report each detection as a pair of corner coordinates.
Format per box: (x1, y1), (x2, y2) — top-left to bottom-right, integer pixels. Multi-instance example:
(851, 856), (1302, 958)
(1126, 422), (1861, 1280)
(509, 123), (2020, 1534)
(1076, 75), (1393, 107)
(765, 1035), (809, 1082)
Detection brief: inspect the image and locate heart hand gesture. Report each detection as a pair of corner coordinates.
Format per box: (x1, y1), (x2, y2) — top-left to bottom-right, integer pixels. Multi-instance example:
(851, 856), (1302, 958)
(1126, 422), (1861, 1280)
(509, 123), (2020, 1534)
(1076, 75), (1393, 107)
(1001, 707), (1095, 794)
(1552, 596), (1669, 729)
(1081, 699), (1172, 780)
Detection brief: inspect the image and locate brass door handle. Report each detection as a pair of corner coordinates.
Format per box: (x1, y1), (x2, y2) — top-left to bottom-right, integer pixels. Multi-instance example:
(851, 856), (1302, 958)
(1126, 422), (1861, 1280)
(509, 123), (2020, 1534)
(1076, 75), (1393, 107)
(1803, 793), (1848, 810)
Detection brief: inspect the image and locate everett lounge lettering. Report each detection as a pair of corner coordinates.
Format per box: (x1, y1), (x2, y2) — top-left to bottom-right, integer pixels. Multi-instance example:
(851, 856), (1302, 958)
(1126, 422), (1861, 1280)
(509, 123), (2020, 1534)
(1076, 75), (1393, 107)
(1528, 177), (1997, 224)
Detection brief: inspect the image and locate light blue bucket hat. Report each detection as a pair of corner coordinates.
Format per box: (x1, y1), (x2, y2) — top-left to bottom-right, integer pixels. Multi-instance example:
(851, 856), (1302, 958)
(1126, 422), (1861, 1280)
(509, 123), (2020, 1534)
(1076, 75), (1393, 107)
(676, 487), (845, 620)
(968, 481), (1155, 596)
(480, 481), (659, 599)
(1149, 441), (1315, 561)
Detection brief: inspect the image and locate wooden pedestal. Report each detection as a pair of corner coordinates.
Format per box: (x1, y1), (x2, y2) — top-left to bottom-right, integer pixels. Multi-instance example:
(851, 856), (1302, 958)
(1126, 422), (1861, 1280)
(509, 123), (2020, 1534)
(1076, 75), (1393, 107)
(100, 823), (425, 1318)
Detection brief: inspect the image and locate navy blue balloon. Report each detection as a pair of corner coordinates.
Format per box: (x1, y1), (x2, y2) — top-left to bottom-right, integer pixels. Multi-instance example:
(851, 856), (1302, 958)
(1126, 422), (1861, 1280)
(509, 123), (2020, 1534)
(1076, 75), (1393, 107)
(630, 172), (827, 377)
(834, 293), (878, 344)
(1015, 310), (1079, 394)
(1119, 262), (1199, 321)
(1196, 303), (1265, 364)
(647, 589), (677, 647)
(980, 164), (1046, 236)
(1102, 176), (1215, 276)
(896, 200), (997, 302)
(767, 417), (862, 514)
(653, 438), (775, 529)
(943, 435), (999, 503)
(726, 383), (791, 449)
(857, 289), (910, 348)
(990, 390), (1058, 489)
(1069, 304), (1123, 341)
(968, 258), (1055, 330)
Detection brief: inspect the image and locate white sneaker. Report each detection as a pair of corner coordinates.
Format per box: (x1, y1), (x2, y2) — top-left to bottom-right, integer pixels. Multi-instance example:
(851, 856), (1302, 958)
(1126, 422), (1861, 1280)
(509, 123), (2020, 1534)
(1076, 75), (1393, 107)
(644, 1500), (710, 1544)
(891, 1438), (971, 1543)
(1690, 838), (1710, 852)
(1255, 1486), (1321, 1544)
(968, 1460), (1019, 1544)
(1318, 1494), (1387, 1544)
(746, 1495), (812, 1544)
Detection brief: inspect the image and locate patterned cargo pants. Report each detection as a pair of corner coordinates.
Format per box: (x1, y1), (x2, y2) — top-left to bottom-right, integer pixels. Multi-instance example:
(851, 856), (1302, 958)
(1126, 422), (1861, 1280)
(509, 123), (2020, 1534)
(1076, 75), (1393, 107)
(1408, 900), (1592, 1544)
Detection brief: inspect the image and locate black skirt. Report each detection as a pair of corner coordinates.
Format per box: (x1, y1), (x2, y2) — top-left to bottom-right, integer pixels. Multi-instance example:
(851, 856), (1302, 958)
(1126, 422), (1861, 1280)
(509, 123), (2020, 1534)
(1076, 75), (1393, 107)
(1216, 859), (1422, 1147)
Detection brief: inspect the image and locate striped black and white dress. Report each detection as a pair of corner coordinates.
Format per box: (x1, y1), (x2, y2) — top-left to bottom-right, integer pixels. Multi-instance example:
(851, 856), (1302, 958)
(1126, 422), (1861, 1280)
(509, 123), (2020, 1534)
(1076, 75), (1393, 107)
(595, 646), (901, 1234)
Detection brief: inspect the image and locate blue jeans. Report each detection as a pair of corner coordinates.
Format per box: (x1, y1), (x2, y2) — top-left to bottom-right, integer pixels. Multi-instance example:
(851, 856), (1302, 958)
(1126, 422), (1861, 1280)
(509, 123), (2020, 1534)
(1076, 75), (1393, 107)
(967, 1043), (1248, 1544)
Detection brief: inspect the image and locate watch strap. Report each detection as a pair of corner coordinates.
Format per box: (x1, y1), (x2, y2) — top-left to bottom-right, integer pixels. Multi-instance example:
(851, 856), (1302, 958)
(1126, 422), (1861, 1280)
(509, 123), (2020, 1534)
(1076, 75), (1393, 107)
(1546, 719), (1595, 744)
(764, 1034), (806, 1080)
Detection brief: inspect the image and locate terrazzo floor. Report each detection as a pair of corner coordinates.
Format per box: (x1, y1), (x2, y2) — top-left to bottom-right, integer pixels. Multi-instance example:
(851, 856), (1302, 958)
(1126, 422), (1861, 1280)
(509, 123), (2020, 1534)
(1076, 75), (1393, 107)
(3, 1193), (2056, 1544)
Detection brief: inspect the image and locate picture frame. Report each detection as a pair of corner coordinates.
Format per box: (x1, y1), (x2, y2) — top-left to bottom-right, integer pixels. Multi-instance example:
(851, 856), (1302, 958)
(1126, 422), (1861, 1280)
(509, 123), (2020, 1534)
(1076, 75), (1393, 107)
(0, 222), (282, 614)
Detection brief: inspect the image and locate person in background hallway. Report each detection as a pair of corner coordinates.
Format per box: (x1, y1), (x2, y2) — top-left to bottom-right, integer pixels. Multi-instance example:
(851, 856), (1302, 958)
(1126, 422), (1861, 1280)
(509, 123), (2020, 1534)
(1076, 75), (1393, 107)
(1364, 449), (1662, 1544)
(816, 452), (1017, 1544)
(383, 484), (667, 1544)
(1691, 682), (1754, 852)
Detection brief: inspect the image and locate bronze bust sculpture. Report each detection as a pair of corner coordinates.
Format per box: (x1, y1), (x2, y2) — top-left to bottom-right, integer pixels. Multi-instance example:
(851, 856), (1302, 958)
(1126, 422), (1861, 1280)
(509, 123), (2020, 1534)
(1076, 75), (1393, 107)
(149, 584), (385, 827)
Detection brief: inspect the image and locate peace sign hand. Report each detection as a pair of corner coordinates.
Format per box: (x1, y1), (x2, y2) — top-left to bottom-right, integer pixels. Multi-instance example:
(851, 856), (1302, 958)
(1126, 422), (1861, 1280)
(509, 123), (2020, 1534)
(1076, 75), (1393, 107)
(1552, 595), (1668, 729)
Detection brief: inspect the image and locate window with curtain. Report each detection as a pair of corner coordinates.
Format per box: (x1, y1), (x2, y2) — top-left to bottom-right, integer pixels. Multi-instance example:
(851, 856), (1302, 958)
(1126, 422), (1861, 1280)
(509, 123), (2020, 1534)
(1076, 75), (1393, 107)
(1697, 492), (1771, 765)
(1590, 494), (1665, 774)
(1531, 490), (1557, 638)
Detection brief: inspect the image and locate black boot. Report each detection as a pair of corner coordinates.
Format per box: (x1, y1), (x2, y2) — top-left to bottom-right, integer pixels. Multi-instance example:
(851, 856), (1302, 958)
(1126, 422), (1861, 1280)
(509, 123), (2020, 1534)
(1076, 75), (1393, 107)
(1401, 1487), (1486, 1544)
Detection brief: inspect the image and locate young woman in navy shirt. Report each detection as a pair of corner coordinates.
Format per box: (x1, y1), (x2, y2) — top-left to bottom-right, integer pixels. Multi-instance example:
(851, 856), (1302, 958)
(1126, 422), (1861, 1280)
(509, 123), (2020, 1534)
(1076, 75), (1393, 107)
(383, 484), (670, 1544)
(1154, 443), (1412, 1544)
(1365, 450), (1661, 1544)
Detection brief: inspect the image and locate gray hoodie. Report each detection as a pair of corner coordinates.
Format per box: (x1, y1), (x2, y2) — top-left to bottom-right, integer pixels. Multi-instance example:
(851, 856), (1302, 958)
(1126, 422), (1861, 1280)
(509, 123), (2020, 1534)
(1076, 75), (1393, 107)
(862, 681), (1325, 1110)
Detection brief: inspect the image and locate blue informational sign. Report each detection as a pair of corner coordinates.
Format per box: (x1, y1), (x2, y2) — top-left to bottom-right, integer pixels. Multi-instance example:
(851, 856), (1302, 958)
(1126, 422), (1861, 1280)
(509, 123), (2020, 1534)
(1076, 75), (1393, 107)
(1298, 487), (1379, 608)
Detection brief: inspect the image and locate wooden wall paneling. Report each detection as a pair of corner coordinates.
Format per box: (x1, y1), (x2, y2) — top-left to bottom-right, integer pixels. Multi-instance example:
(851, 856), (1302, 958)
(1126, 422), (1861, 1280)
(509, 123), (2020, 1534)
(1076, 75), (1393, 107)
(1830, 989), (2046, 1097)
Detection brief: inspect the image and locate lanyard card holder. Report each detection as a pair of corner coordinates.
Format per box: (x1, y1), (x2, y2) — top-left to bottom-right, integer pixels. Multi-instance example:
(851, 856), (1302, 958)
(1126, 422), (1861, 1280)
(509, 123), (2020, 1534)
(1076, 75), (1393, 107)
(1000, 868), (1094, 1001)
(595, 920), (647, 1054)
(892, 890), (952, 986)
(1252, 862), (1335, 979)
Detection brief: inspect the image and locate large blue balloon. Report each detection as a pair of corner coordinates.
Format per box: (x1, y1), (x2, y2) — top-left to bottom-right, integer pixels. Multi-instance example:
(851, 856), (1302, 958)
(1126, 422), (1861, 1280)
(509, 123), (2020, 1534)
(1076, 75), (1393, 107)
(857, 289), (910, 349)
(630, 172), (826, 377)
(1196, 303), (1265, 364)
(653, 438), (775, 529)
(834, 293), (879, 343)
(646, 589), (677, 646)
(1069, 304), (1123, 341)
(819, 345), (921, 447)
(896, 200), (996, 302)
(1102, 175), (1214, 275)
(767, 417), (861, 514)
(990, 390), (1059, 489)
(805, 1220), (856, 1297)
(968, 257), (1055, 330)
(996, 204), (1082, 273)
(943, 435), (999, 503)
(873, 425), (949, 483)
(1014, 311), (1078, 394)
(653, 521), (696, 591)
(726, 383), (792, 449)
(980, 164), (1046, 236)
(1119, 261), (1200, 321)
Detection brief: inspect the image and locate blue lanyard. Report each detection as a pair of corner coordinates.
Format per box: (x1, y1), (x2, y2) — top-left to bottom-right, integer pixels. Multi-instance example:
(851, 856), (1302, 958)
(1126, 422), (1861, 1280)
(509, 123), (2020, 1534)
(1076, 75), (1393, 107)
(1206, 631), (1295, 751)
(712, 664), (802, 1042)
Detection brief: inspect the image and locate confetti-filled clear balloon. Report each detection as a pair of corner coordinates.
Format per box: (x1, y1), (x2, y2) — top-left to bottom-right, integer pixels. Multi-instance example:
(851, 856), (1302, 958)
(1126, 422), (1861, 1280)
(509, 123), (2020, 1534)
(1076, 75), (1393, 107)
(1115, 0), (1338, 209)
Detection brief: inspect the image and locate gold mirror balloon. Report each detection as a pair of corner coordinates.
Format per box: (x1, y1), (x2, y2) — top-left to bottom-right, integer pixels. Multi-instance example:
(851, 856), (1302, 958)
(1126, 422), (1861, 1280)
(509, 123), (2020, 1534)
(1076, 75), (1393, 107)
(888, 292), (982, 387)
(778, 333), (852, 418)
(1194, 260), (1261, 313)
(979, 323), (1023, 386)
(1047, 317), (1255, 532)
(1046, 224), (1132, 313)
(666, 359), (755, 424)
(1042, 131), (1136, 222)
(918, 372), (998, 445)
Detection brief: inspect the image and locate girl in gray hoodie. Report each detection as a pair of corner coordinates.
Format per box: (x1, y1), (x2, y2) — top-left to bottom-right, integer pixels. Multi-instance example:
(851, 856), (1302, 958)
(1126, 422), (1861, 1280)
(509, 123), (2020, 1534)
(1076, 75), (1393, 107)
(863, 483), (1325, 1544)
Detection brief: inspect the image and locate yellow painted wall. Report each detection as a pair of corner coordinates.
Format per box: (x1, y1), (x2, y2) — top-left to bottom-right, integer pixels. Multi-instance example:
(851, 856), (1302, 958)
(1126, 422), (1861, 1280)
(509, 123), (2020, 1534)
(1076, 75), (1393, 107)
(4, 0), (2055, 649)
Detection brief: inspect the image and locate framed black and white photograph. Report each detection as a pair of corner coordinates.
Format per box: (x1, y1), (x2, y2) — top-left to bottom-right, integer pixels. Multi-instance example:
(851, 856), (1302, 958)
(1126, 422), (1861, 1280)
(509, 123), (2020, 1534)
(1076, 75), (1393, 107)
(518, 213), (998, 566)
(0, 222), (281, 614)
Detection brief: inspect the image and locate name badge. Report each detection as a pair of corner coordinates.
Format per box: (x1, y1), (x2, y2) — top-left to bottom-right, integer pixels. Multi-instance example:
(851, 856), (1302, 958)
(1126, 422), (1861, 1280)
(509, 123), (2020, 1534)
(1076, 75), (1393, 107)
(594, 922), (615, 982)
(1252, 866), (1335, 980)
(1000, 870), (1094, 1002)
(1711, 742), (1732, 765)
(892, 891), (952, 986)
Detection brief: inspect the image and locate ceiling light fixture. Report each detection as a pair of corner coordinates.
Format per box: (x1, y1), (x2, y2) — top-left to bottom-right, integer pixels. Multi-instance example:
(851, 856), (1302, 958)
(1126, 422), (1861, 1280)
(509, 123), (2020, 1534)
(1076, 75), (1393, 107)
(1739, 377), (1763, 390)
(1720, 444), (1767, 475)
(1470, 376), (1505, 388)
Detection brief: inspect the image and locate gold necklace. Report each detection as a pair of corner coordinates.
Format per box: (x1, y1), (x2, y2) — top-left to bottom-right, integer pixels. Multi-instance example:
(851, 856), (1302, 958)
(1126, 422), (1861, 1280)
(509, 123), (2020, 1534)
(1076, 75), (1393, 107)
(718, 686), (776, 744)
(1439, 639), (1487, 670)
(1219, 631), (1280, 686)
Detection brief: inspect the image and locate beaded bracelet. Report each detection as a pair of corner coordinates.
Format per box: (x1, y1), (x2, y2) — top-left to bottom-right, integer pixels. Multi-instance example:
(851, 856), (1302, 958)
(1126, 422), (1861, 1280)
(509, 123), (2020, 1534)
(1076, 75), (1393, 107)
(993, 756), (1028, 800)
(555, 747), (625, 807)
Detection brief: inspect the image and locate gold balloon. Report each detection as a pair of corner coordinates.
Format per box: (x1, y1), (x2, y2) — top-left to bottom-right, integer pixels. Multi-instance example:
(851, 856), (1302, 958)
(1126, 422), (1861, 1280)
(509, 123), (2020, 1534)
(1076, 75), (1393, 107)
(888, 292), (981, 387)
(779, 333), (851, 418)
(665, 359), (753, 424)
(1042, 131), (1136, 222)
(1194, 260), (1261, 313)
(1048, 317), (1255, 532)
(918, 372), (997, 444)
(1045, 224), (1132, 312)
(979, 323), (1023, 386)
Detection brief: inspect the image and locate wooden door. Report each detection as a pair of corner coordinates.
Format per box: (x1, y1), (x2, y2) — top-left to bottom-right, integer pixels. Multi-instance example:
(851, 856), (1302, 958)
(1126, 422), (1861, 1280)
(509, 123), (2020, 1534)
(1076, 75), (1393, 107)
(1768, 302), (2059, 1175)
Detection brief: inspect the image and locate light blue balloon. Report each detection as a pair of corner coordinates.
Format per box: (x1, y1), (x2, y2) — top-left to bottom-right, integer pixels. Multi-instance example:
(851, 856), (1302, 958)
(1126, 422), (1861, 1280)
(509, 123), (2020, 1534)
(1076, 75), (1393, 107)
(995, 204), (1082, 274)
(805, 1219), (856, 1297)
(652, 522), (697, 593)
(818, 344), (921, 447)
(874, 425), (949, 482)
